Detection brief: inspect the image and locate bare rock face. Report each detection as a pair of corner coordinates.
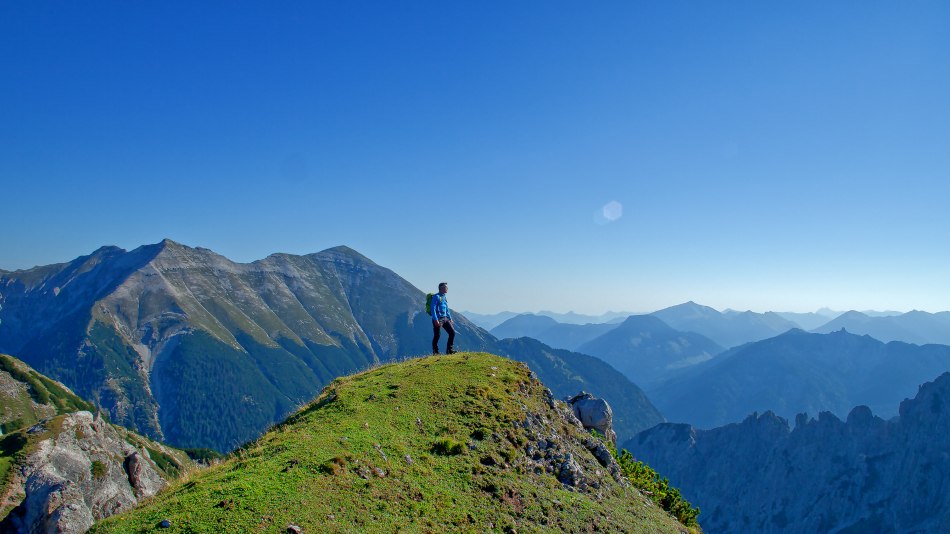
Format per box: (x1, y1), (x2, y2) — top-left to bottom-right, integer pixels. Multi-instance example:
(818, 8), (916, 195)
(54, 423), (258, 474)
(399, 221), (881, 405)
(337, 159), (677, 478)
(630, 372), (950, 534)
(1, 411), (179, 534)
(565, 392), (617, 446)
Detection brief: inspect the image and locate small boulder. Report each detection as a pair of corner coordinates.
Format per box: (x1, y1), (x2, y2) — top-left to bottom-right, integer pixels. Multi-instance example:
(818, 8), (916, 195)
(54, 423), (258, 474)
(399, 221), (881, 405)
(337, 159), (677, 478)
(565, 392), (617, 445)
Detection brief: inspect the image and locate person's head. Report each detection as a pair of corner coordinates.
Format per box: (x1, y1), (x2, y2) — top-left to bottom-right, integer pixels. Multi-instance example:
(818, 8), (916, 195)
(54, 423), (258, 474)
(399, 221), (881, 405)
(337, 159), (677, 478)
(438, 282), (448, 293)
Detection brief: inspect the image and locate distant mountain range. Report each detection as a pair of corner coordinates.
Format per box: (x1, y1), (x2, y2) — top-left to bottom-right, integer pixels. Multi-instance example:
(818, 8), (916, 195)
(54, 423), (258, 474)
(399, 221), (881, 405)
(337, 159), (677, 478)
(0, 240), (661, 451)
(576, 315), (724, 391)
(648, 328), (950, 428)
(474, 303), (950, 352)
(651, 301), (800, 349)
(812, 309), (950, 345)
(770, 311), (837, 330)
(490, 314), (620, 351)
(464, 310), (632, 330)
(630, 372), (950, 533)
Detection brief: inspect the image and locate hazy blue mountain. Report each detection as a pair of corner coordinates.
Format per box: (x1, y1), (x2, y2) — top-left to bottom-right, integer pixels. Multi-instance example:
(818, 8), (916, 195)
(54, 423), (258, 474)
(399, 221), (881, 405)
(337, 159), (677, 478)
(629, 372), (950, 533)
(651, 301), (798, 349)
(812, 309), (950, 345)
(649, 329), (950, 428)
(772, 311), (840, 330)
(468, 310), (633, 330)
(495, 336), (665, 441)
(490, 313), (560, 340)
(458, 310), (520, 330)
(490, 314), (621, 351)
(535, 310), (635, 325)
(531, 321), (622, 351)
(576, 315), (724, 391)
(817, 307), (903, 318)
(0, 240), (657, 452)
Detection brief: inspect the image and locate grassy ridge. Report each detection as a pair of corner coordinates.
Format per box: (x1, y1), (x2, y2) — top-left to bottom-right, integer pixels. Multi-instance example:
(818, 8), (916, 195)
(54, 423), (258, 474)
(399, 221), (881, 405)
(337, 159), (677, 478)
(94, 353), (689, 533)
(0, 353), (96, 434)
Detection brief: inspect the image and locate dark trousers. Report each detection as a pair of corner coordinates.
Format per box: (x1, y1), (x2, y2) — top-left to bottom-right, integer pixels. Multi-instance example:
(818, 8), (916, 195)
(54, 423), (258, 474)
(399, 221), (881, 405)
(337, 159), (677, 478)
(432, 319), (455, 354)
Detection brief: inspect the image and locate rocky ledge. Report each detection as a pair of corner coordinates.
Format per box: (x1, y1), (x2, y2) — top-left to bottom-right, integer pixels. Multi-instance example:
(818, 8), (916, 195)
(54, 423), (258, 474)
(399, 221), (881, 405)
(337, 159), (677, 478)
(1, 411), (187, 534)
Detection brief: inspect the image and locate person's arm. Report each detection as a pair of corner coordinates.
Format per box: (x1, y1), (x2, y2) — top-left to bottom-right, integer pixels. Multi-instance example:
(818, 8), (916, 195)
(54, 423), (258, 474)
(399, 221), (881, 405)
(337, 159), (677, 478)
(445, 297), (452, 321)
(431, 294), (440, 322)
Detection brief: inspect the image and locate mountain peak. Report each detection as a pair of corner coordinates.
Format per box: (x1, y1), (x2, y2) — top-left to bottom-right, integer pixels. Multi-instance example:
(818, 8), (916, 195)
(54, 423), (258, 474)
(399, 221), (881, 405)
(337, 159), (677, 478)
(660, 301), (719, 316)
(618, 314), (671, 331)
(312, 245), (376, 265)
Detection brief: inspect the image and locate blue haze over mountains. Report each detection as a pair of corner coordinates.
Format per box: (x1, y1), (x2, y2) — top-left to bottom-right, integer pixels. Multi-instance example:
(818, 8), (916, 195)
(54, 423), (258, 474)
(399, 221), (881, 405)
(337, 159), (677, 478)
(632, 372), (950, 533)
(486, 305), (950, 532)
(487, 303), (950, 429)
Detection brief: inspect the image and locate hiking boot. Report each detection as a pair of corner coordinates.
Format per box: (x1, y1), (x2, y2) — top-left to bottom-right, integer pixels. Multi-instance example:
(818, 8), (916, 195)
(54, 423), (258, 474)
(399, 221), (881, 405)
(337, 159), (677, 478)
(447, 349), (457, 354)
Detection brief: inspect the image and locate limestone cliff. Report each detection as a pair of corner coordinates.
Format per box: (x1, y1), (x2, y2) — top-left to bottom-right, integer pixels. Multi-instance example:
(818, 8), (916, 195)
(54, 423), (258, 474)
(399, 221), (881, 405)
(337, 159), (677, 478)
(630, 372), (950, 533)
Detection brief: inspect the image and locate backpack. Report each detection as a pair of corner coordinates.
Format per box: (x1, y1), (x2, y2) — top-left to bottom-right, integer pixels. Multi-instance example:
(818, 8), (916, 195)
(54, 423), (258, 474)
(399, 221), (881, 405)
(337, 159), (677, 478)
(425, 293), (443, 315)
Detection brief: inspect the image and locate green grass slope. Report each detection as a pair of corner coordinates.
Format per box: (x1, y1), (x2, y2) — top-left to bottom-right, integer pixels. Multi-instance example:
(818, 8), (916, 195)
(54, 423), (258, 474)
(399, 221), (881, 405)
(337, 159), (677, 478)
(0, 353), (100, 513)
(93, 353), (691, 533)
(0, 353), (96, 434)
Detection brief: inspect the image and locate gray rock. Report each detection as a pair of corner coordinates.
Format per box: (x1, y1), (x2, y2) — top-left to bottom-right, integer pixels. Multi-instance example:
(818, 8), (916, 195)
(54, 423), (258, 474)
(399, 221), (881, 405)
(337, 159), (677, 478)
(566, 392), (617, 445)
(0, 411), (176, 534)
(125, 451), (165, 499)
(631, 373), (950, 533)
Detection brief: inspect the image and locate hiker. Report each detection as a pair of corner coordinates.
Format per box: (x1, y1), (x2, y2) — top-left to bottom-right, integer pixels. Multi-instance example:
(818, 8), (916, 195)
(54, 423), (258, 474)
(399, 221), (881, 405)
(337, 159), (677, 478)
(430, 282), (456, 354)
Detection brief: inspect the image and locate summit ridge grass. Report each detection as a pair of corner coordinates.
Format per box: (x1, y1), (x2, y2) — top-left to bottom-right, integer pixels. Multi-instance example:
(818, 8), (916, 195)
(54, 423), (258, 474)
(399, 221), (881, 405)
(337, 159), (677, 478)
(93, 352), (691, 533)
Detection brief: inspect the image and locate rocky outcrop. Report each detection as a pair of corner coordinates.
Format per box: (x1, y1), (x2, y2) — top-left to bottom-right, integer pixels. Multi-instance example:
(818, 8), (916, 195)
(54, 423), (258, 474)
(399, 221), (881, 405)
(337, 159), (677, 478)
(629, 372), (950, 533)
(1, 411), (185, 534)
(565, 391), (616, 446)
(519, 387), (626, 493)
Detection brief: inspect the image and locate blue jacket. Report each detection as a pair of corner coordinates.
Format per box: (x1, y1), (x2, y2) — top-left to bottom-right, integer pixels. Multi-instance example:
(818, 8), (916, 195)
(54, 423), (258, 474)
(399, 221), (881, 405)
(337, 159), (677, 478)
(430, 292), (452, 322)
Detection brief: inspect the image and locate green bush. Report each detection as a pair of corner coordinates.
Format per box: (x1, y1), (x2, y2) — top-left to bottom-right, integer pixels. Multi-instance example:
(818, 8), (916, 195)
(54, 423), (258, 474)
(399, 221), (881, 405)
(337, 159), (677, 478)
(182, 448), (225, 464)
(430, 438), (465, 456)
(614, 448), (700, 527)
(91, 460), (108, 480)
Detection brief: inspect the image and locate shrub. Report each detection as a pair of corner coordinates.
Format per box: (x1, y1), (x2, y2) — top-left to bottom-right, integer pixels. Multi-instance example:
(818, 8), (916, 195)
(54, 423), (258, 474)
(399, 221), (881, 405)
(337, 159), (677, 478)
(318, 456), (347, 475)
(182, 447), (225, 464)
(614, 448), (700, 527)
(430, 438), (465, 456)
(91, 460), (107, 480)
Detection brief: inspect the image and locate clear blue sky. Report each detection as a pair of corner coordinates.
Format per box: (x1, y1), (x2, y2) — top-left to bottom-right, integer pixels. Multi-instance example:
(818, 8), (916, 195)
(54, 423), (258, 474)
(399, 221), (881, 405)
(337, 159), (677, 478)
(2, 2), (948, 314)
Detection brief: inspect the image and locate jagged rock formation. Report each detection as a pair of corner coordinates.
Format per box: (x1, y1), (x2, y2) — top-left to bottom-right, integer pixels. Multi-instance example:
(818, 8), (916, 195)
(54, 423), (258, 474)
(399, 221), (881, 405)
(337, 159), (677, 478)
(1, 411), (190, 533)
(0, 241), (663, 452)
(629, 372), (950, 533)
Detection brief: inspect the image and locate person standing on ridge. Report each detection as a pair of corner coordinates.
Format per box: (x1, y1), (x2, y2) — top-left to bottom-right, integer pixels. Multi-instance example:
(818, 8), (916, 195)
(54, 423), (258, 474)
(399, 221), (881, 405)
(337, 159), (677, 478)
(431, 282), (456, 354)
